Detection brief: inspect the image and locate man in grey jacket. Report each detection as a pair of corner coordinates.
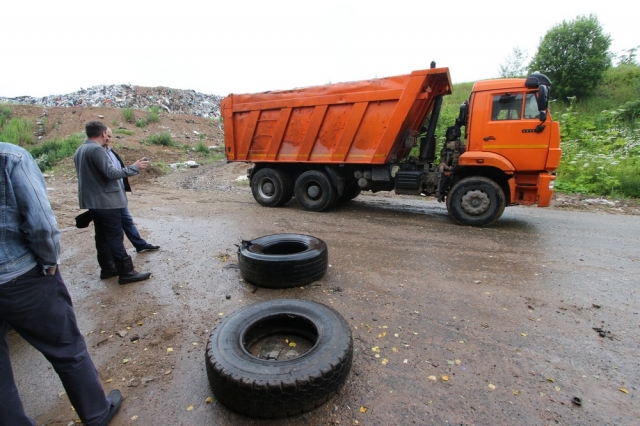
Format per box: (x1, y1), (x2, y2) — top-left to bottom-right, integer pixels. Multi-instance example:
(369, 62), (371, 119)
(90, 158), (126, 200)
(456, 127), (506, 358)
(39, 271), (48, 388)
(74, 121), (150, 284)
(0, 142), (121, 426)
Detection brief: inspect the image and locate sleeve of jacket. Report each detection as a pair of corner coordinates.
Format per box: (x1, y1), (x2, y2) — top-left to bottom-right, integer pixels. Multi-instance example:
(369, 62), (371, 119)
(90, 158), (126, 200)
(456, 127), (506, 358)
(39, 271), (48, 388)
(12, 150), (60, 267)
(90, 145), (139, 180)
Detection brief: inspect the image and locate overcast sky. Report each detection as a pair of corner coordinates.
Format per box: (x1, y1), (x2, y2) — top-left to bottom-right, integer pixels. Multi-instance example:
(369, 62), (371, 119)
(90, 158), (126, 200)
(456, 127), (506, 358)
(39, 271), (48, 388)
(2, 0), (637, 98)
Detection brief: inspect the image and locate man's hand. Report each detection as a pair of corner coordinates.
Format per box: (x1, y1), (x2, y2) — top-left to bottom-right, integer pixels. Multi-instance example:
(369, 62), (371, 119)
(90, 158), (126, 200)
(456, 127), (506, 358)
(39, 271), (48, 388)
(133, 158), (150, 170)
(46, 266), (57, 275)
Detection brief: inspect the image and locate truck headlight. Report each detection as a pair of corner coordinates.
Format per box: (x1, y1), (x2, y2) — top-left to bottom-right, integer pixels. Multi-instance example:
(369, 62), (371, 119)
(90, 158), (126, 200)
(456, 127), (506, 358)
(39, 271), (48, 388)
(549, 180), (555, 190)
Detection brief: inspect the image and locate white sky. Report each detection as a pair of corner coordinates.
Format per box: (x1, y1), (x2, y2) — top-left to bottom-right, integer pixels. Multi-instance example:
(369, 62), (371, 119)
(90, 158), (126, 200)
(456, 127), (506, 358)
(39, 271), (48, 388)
(2, 0), (637, 98)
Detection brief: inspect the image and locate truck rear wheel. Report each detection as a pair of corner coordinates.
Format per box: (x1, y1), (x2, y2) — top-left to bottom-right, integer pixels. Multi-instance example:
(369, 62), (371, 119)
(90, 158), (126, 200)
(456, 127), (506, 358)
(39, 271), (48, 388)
(338, 182), (361, 202)
(294, 170), (337, 211)
(251, 168), (293, 207)
(446, 177), (506, 226)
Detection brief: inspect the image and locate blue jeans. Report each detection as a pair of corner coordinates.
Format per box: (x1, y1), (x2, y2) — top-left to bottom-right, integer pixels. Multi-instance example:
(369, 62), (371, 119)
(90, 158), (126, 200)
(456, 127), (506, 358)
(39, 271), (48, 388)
(120, 208), (147, 250)
(0, 267), (109, 426)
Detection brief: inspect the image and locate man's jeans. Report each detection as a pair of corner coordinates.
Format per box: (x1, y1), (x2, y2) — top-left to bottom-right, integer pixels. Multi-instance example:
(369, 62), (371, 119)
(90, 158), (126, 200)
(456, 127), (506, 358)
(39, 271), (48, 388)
(120, 208), (147, 250)
(0, 267), (109, 426)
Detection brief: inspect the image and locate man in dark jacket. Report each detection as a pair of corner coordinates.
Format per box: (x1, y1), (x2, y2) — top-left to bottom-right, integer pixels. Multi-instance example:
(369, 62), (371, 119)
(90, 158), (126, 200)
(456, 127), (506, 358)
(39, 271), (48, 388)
(73, 121), (150, 284)
(0, 142), (122, 426)
(104, 127), (160, 253)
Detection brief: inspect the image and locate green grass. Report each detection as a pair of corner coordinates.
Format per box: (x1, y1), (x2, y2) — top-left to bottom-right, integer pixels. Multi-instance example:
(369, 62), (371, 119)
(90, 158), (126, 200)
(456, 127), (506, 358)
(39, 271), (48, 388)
(147, 106), (160, 123)
(194, 141), (210, 155)
(28, 133), (84, 171)
(114, 128), (134, 135)
(0, 118), (34, 145)
(135, 119), (146, 128)
(616, 163), (640, 197)
(122, 108), (135, 123)
(144, 132), (176, 147)
(153, 161), (172, 174)
(0, 104), (12, 128)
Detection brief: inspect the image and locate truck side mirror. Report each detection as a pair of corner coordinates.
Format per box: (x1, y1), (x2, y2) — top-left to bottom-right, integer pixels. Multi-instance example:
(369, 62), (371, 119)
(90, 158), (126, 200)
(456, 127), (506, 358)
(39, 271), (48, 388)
(539, 110), (547, 122)
(537, 85), (549, 122)
(455, 101), (469, 128)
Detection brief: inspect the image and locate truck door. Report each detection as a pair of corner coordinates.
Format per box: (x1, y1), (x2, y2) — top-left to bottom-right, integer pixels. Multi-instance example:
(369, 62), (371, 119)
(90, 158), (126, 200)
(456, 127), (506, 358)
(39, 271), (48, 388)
(480, 91), (550, 171)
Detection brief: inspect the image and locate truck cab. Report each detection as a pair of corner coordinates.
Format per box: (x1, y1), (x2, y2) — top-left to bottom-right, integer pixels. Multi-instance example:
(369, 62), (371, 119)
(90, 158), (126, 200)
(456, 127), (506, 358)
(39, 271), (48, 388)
(443, 74), (561, 225)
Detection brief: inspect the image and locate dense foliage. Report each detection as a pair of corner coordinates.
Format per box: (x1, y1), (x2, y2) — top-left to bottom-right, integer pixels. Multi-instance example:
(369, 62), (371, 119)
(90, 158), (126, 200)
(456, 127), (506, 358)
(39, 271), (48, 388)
(529, 15), (611, 102)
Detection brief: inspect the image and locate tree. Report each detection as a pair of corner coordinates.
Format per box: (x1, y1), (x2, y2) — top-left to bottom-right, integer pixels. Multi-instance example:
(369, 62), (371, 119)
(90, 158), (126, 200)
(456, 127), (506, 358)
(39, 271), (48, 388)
(615, 46), (639, 66)
(529, 15), (611, 101)
(498, 47), (529, 78)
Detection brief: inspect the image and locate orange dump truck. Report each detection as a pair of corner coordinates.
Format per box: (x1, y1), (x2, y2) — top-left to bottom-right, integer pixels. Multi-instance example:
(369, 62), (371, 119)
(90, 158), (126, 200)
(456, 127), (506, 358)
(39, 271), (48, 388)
(221, 66), (561, 226)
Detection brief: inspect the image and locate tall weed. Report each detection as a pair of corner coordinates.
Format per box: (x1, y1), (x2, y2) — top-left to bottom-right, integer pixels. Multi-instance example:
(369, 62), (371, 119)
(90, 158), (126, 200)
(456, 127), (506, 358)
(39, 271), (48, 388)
(0, 118), (34, 145)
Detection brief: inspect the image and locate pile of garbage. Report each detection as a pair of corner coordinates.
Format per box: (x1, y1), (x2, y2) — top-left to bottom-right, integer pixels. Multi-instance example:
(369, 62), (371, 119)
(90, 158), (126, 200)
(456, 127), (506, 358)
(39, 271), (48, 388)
(0, 84), (223, 118)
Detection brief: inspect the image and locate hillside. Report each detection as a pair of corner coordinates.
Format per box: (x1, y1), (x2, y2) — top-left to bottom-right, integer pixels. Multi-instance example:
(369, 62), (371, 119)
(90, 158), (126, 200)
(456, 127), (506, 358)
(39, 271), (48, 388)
(1, 85), (226, 180)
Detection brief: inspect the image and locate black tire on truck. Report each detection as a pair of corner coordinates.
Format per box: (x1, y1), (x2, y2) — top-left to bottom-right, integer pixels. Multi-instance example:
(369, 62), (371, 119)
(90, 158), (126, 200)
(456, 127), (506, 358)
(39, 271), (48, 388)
(294, 170), (338, 211)
(238, 234), (328, 288)
(338, 181), (361, 202)
(205, 299), (353, 418)
(446, 176), (506, 226)
(251, 168), (294, 207)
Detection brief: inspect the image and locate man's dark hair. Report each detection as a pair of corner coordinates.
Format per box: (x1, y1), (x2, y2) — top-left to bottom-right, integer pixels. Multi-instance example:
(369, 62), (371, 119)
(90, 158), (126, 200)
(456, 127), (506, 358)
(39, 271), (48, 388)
(85, 121), (107, 138)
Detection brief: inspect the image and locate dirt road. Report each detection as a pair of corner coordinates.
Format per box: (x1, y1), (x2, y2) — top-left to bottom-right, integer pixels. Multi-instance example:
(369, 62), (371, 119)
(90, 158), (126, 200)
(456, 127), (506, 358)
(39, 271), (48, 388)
(8, 161), (640, 425)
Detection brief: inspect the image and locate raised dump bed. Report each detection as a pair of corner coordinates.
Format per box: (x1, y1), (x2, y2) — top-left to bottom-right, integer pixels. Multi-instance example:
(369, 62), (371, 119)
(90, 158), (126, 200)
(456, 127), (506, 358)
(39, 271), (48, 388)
(221, 68), (452, 164)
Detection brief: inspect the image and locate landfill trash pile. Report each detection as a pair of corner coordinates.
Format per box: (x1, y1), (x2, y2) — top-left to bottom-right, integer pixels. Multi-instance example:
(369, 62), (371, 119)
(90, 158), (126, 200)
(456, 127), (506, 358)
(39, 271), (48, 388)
(0, 84), (223, 118)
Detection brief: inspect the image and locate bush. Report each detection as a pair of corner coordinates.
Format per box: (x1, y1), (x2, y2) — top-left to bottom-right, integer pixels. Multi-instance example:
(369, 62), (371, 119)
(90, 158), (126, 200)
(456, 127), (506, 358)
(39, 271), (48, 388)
(28, 133), (84, 171)
(616, 163), (640, 198)
(135, 119), (146, 128)
(145, 132), (176, 147)
(616, 99), (640, 123)
(147, 106), (160, 123)
(122, 108), (135, 123)
(194, 141), (210, 155)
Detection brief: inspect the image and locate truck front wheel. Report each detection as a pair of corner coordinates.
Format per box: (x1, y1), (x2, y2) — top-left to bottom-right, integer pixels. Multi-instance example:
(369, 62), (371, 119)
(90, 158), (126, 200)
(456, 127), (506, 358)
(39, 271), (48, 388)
(294, 170), (337, 212)
(251, 168), (293, 207)
(446, 177), (506, 226)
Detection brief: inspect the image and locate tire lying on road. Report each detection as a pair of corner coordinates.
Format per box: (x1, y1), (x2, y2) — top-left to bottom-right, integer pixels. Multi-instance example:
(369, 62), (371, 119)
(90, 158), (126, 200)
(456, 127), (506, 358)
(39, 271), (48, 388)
(238, 234), (328, 288)
(205, 299), (353, 418)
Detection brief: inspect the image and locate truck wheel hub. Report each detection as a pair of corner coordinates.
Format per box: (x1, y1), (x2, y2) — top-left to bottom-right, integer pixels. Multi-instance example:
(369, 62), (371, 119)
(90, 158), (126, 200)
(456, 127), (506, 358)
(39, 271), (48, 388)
(461, 190), (490, 215)
(307, 185), (321, 199)
(260, 181), (275, 197)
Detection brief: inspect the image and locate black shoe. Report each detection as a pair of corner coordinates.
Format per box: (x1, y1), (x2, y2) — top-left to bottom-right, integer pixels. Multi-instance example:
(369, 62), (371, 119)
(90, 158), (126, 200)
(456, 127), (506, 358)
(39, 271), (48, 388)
(136, 244), (160, 253)
(115, 256), (151, 285)
(99, 389), (122, 426)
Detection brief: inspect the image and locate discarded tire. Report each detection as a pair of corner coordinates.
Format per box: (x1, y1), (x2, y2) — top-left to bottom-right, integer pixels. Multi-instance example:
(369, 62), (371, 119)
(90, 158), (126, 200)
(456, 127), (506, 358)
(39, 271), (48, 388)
(205, 299), (353, 418)
(238, 234), (328, 288)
